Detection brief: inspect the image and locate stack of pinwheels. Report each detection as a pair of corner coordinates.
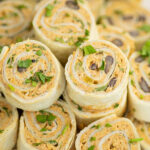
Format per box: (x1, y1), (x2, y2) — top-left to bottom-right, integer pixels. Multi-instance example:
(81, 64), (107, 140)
(0, 0), (149, 150)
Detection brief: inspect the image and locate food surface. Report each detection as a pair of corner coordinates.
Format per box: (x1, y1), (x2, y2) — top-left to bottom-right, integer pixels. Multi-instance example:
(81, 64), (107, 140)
(17, 101), (76, 150)
(33, 0), (98, 64)
(75, 115), (141, 150)
(128, 114), (150, 150)
(0, 96), (18, 150)
(0, 40), (65, 111)
(64, 89), (127, 129)
(97, 25), (135, 57)
(100, 0), (150, 50)
(65, 40), (129, 106)
(0, 0), (149, 149)
(128, 49), (150, 122)
(0, 0), (34, 46)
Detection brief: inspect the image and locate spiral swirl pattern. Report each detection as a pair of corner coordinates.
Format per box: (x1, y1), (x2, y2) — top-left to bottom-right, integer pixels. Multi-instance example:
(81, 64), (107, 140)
(98, 25), (135, 58)
(65, 40), (129, 107)
(0, 40), (65, 111)
(128, 115), (150, 150)
(0, 96), (18, 150)
(75, 115), (141, 150)
(101, 0), (150, 49)
(33, 0), (98, 64)
(128, 52), (150, 122)
(0, 0), (33, 46)
(18, 101), (76, 150)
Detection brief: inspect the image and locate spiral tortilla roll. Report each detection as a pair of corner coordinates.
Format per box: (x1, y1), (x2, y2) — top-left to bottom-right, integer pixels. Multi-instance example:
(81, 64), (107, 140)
(100, 0), (150, 50)
(0, 96), (18, 150)
(33, 0), (99, 65)
(75, 114), (141, 150)
(128, 115), (150, 150)
(64, 89), (127, 129)
(0, 40), (65, 111)
(17, 101), (76, 150)
(65, 40), (129, 108)
(97, 25), (135, 58)
(0, 0), (34, 46)
(128, 52), (150, 122)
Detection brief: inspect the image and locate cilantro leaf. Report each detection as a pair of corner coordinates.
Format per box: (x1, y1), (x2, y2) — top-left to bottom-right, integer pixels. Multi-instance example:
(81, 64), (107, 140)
(18, 59), (32, 68)
(83, 45), (96, 56)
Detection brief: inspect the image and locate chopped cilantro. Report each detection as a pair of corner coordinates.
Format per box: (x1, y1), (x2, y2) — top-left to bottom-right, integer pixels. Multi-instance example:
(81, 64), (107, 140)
(36, 50), (42, 56)
(129, 138), (143, 144)
(18, 59), (32, 68)
(138, 24), (150, 33)
(99, 60), (105, 70)
(83, 45), (96, 56)
(105, 123), (112, 127)
(88, 145), (95, 150)
(95, 85), (107, 91)
(139, 40), (150, 64)
(45, 4), (54, 17)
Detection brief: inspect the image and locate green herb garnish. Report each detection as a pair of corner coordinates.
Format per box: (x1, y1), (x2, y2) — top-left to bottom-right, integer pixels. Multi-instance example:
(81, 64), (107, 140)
(49, 140), (58, 146)
(45, 4), (54, 17)
(129, 70), (133, 75)
(16, 37), (23, 43)
(95, 85), (107, 91)
(105, 123), (112, 127)
(90, 137), (96, 142)
(131, 79), (135, 86)
(16, 5), (27, 10)
(91, 124), (101, 129)
(40, 128), (47, 132)
(129, 138), (143, 143)
(140, 95), (144, 99)
(32, 143), (42, 146)
(85, 29), (89, 36)
(99, 60), (105, 70)
(0, 46), (3, 54)
(114, 103), (119, 108)
(75, 29), (89, 47)
(138, 24), (150, 33)
(83, 45), (96, 56)
(36, 112), (56, 124)
(36, 50), (42, 56)
(77, 105), (82, 111)
(55, 37), (64, 43)
(61, 124), (69, 135)
(2, 107), (10, 116)
(8, 84), (15, 91)
(88, 145), (95, 150)
(114, 9), (123, 15)
(25, 71), (53, 86)
(18, 59), (32, 69)
(0, 130), (4, 134)
(36, 115), (48, 123)
(139, 40), (150, 64)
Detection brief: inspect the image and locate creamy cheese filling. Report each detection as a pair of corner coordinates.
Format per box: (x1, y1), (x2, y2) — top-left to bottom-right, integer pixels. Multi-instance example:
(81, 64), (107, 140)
(66, 41), (128, 93)
(77, 116), (140, 150)
(101, 1), (150, 39)
(0, 1), (33, 46)
(24, 102), (74, 150)
(0, 40), (57, 100)
(33, 0), (92, 46)
(129, 52), (150, 101)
